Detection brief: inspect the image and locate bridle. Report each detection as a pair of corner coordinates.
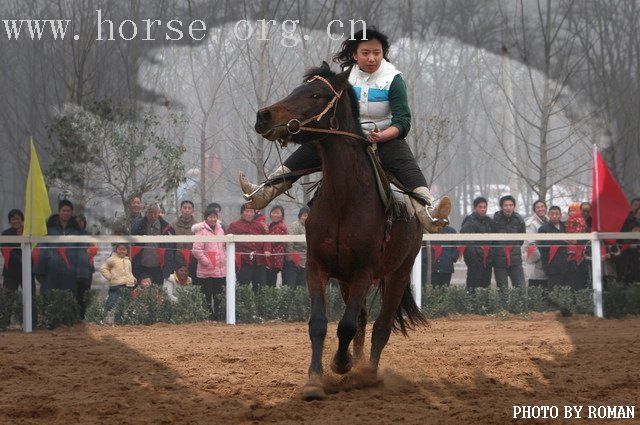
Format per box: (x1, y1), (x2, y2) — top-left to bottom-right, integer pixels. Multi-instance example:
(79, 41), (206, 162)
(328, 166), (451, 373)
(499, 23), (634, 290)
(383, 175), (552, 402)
(263, 75), (366, 147)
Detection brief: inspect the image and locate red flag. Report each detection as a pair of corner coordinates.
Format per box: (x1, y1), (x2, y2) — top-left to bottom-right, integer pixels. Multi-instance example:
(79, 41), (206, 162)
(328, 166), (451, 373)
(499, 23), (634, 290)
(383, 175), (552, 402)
(32, 248), (41, 268)
(88, 245), (98, 267)
(180, 249), (191, 268)
(481, 245), (491, 267)
(504, 246), (512, 267)
(592, 150), (630, 232)
(56, 247), (71, 269)
(156, 248), (166, 269)
(130, 246), (142, 259)
(548, 245), (559, 264)
(432, 245), (443, 262)
(1, 247), (14, 269)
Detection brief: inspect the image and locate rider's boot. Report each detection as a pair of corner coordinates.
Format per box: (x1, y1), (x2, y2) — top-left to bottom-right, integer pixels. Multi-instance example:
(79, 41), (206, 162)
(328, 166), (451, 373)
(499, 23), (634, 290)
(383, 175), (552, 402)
(409, 186), (451, 233)
(239, 166), (293, 210)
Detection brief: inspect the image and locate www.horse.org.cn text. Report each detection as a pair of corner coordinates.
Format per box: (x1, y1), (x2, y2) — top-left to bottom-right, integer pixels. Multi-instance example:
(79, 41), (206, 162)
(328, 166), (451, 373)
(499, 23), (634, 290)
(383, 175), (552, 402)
(233, 19), (368, 47)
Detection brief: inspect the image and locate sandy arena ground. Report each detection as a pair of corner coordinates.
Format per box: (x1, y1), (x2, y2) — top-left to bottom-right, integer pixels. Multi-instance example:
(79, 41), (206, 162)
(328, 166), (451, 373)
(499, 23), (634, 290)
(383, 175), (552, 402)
(1, 313), (639, 424)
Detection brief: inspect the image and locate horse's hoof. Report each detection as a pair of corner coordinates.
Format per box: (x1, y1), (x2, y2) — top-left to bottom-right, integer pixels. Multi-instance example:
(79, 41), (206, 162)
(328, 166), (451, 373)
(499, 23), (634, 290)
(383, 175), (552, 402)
(331, 353), (353, 375)
(302, 377), (326, 401)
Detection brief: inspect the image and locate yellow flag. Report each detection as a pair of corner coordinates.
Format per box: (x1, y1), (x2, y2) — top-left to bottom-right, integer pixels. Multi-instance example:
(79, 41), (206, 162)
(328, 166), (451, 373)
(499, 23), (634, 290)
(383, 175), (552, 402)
(24, 139), (51, 236)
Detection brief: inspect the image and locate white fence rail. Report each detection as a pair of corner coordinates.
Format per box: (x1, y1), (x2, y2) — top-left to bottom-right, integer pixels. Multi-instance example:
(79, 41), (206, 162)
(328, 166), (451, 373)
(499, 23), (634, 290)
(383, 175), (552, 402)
(1, 232), (639, 332)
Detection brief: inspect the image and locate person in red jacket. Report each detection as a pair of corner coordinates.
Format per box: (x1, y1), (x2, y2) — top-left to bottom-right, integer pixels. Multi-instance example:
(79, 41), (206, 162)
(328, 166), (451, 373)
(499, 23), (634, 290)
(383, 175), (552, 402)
(227, 205), (269, 292)
(266, 205), (288, 286)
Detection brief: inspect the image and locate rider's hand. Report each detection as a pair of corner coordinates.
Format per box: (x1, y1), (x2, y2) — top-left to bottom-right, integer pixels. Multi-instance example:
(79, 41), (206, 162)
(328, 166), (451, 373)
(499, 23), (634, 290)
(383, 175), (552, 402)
(368, 129), (384, 143)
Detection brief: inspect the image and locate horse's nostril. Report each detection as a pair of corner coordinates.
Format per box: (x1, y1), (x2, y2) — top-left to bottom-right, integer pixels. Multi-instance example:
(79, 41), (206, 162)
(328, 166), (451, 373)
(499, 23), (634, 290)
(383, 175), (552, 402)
(257, 109), (271, 124)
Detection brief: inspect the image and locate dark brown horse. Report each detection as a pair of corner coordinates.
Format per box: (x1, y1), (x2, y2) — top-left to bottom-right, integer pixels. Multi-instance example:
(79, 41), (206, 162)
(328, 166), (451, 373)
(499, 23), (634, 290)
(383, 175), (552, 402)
(254, 62), (426, 400)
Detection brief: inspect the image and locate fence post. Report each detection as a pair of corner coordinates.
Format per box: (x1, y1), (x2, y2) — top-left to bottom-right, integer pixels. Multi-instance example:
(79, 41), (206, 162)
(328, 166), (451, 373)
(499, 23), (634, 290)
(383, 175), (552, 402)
(21, 242), (33, 332)
(411, 247), (422, 309)
(225, 240), (236, 324)
(590, 234), (604, 318)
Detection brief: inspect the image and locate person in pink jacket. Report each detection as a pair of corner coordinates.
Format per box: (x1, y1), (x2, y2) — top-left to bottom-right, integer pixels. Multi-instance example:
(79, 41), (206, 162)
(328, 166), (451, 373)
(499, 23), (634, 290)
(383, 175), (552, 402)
(192, 207), (227, 320)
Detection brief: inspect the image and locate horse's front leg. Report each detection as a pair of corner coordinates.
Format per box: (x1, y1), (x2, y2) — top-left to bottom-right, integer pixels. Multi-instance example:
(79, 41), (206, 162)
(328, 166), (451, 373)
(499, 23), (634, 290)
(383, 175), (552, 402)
(302, 259), (328, 401)
(332, 276), (370, 375)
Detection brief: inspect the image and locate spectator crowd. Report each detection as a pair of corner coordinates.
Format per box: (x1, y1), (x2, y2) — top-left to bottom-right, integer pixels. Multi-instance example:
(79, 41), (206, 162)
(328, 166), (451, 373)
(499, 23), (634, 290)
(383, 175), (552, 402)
(1, 197), (310, 321)
(422, 195), (640, 290)
(2, 194), (639, 321)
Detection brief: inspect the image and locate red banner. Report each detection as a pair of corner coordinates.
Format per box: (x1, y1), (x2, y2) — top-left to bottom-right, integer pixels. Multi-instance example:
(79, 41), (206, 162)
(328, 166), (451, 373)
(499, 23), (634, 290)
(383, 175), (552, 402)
(504, 246), (512, 267)
(156, 248), (166, 269)
(592, 151), (630, 232)
(432, 245), (443, 262)
(180, 249), (191, 268)
(56, 247), (71, 269)
(1, 247), (14, 269)
(32, 248), (41, 268)
(548, 245), (559, 264)
(130, 246), (142, 259)
(481, 246), (491, 267)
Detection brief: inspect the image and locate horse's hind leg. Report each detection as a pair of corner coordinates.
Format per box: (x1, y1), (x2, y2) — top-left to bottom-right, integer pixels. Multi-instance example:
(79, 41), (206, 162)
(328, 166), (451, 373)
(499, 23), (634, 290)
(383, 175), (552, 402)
(332, 277), (369, 375)
(370, 261), (415, 373)
(302, 259), (329, 401)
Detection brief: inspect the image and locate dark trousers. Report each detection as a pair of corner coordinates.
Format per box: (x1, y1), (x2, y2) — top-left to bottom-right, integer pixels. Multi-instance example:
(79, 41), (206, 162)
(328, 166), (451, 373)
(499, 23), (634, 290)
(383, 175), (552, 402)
(2, 276), (36, 294)
(547, 273), (570, 288)
(197, 277), (225, 320)
(265, 268), (281, 287)
(76, 277), (92, 319)
(528, 278), (549, 289)
(431, 272), (452, 286)
(134, 265), (164, 286)
(494, 264), (526, 289)
(282, 260), (306, 286)
(283, 139), (427, 190)
(568, 260), (590, 290)
(466, 264), (492, 289)
(238, 262), (266, 292)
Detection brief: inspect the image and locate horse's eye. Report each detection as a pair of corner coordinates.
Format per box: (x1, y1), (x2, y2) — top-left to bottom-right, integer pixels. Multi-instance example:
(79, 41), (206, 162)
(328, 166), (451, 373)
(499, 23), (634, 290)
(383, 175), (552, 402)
(312, 93), (321, 99)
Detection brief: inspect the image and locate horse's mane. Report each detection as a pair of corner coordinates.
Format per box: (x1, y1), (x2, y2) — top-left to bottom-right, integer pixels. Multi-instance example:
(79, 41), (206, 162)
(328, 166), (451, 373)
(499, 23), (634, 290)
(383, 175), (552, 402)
(303, 66), (363, 132)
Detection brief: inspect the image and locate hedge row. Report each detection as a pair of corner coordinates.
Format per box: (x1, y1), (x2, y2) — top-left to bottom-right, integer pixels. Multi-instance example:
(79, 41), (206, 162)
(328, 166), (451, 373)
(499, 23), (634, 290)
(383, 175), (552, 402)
(1, 282), (639, 330)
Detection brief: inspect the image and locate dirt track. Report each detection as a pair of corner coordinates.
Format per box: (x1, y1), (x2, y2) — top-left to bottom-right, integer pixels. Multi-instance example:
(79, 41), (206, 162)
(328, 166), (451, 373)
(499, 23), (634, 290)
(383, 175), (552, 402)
(1, 313), (639, 424)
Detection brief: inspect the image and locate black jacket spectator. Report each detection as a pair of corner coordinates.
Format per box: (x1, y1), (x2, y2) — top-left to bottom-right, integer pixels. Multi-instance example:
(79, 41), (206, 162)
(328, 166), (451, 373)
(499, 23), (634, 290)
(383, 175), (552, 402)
(130, 215), (175, 281)
(492, 211), (526, 268)
(429, 225), (459, 274)
(460, 212), (494, 267)
(537, 221), (569, 278)
(1, 227), (22, 281)
(36, 215), (82, 296)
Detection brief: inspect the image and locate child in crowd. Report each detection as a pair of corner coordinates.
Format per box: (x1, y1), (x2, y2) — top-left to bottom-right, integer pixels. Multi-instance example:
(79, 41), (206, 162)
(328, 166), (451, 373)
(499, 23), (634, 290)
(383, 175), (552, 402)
(100, 243), (136, 310)
(163, 264), (192, 302)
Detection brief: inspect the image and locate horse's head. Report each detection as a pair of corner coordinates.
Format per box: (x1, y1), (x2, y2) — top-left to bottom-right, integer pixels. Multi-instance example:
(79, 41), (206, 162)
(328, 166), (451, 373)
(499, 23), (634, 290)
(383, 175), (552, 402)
(254, 62), (363, 145)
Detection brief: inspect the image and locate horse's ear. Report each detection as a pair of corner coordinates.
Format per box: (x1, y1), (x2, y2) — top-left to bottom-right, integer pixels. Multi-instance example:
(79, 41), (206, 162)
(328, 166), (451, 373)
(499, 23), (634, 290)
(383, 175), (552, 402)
(321, 61), (330, 71)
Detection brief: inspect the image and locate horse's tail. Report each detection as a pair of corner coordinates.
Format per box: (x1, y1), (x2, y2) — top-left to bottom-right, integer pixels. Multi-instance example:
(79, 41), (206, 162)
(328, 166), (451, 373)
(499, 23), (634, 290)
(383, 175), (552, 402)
(378, 279), (428, 336)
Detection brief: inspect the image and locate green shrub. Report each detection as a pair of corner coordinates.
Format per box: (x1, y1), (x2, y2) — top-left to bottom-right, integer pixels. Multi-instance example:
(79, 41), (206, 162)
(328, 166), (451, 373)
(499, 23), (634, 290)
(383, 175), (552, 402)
(472, 288), (504, 315)
(547, 286), (575, 316)
(235, 284), (258, 323)
(171, 286), (209, 323)
(40, 289), (80, 329)
(0, 288), (19, 330)
(115, 285), (171, 325)
(84, 291), (108, 324)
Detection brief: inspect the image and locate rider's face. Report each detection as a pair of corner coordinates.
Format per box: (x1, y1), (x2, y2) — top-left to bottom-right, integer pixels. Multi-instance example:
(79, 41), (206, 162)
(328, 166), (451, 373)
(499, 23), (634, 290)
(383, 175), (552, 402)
(353, 39), (384, 74)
